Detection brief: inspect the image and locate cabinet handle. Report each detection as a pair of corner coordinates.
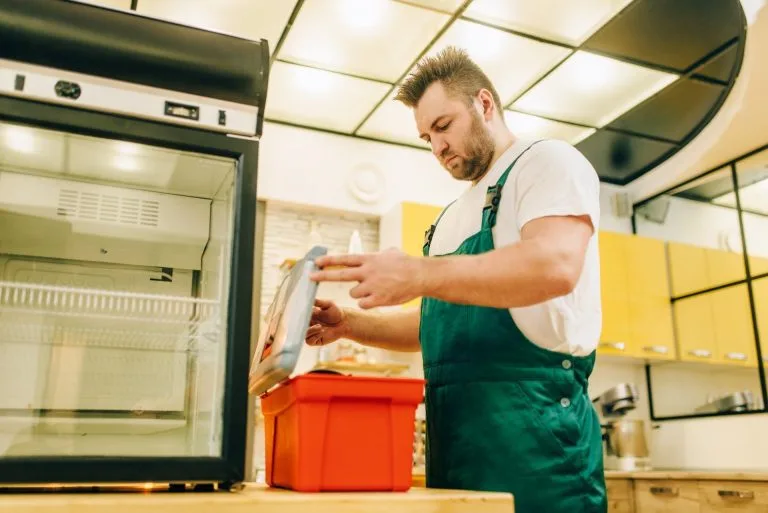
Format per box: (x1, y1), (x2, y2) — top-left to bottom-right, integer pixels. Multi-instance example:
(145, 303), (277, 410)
(650, 486), (679, 496)
(725, 352), (748, 361)
(600, 341), (625, 351)
(718, 489), (755, 500)
(643, 345), (669, 354)
(688, 349), (712, 358)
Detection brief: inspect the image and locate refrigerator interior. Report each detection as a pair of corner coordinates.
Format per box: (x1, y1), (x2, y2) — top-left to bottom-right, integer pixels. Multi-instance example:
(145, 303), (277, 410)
(0, 119), (237, 458)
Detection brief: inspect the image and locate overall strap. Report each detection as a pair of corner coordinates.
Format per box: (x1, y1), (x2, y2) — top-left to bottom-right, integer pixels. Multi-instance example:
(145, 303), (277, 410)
(423, 200), (455, 256)
(482, 140), (544, 229)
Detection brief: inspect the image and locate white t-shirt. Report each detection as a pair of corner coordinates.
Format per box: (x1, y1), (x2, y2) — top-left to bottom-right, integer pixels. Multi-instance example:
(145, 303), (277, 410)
(427, 138), (602, 356)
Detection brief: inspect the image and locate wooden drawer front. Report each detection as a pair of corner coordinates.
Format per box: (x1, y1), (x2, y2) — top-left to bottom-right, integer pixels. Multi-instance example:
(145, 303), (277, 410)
(635, 480), (700, 513)
(699, 480), (768, 512)
(607, 479), (633, 500)
(607, 479), (634, 513)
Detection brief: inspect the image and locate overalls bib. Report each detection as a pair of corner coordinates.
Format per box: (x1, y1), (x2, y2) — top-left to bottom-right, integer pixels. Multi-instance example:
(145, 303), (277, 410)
(419, 142), (607, 512)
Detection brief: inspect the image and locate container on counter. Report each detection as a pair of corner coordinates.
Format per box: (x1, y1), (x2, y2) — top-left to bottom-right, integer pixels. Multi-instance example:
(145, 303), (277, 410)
(248, 246), (425, 493)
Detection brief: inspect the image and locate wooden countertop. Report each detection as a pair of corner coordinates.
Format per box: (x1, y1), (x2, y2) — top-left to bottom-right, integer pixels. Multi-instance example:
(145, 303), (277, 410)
(605, 469), (768, 481)
(0, 482), (514, 513)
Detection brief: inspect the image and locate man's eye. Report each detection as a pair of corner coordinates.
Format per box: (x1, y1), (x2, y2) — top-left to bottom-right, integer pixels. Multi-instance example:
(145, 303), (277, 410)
(438, 123), (450, 131)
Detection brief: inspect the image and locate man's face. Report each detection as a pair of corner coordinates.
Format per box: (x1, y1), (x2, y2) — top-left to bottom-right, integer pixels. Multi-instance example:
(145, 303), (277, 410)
(414, 82), (495, 182)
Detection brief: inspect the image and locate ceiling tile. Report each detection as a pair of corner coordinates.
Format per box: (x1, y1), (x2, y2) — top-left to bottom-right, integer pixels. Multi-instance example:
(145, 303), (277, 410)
(581, 0), (744, 72)
(512, 50), (678, 127)
(607, 78), (725, 143)
(265, 62), (391, 133)
(278, 0), (449, 82)
(576, 130), (677, 183)
(73, 0), (133, 10)
(356, 89), (429, 148)
(420, 19), (571, 104)
(693, 43), (740, 83)
(397, 0), (465, 13)
(504, 111), (594, 145)
(464, 0), (632, 45)
(136, 0), (299, 49)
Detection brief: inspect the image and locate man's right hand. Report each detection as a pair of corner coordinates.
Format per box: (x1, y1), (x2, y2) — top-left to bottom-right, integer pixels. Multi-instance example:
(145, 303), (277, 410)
(305, 298), (349, 346)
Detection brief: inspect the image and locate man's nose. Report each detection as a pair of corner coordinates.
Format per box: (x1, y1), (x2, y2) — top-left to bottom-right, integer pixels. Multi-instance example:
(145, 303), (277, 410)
(431, 137), (447, 158)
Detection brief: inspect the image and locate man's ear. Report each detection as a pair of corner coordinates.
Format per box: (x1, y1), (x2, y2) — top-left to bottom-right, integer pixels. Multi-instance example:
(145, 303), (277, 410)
(477, 88), (495, 120)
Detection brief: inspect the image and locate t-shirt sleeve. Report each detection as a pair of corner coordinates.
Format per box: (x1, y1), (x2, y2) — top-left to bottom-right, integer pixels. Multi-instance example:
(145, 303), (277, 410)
(513, 140), (601, 232)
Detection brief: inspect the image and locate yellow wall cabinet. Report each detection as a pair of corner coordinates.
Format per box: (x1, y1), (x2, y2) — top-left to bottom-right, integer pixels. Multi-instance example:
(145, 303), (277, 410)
(667, 241), (747, 296)
(598, 232), (676, 360)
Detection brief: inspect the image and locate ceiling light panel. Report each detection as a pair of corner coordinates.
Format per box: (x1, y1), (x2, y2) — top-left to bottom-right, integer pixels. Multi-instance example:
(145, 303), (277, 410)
(72, 0), (132, 10)
(464, 0), (633, 45)
(512, 50), (678, 127)
(397, 0), (466, 13)
(265, 61), (391, 133)
(504, 111), (595, 145)
(278, 0), (449, 83)
(418, 20), (571, 105)
(357, 89), (429, 148)
(136, 0), (299, 49)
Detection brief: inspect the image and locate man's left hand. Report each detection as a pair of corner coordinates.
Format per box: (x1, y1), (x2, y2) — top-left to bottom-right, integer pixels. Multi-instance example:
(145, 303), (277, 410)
(310, 248), (426, 309)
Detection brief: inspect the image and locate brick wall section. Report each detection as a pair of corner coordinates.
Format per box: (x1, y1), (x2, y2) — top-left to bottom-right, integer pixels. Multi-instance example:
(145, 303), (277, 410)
(259, 202), (379, 319)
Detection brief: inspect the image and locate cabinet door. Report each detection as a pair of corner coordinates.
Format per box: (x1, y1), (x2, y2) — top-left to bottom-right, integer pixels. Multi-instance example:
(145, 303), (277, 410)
(710, 284), (757, 367)
(706, 249), (746, 289)
(668, 242), (709, 297)
(607, 479), (634, 513)
(627, 236), (670, 300)
(675, 294), (717, 363)
(629, 299), (677, 360)
(753, 277), (768, 365)
(749, 255), (768, 277)
(634, 480), (700, 513)
(626, 236), (675, 359)
(599, 232), (631, 355)
(400, 202), (442, 257)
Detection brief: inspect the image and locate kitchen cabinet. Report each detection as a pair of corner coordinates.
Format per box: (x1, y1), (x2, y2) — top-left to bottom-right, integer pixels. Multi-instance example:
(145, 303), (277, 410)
(674, 294), (717, 363)
(752, 277), (768, 364)
(379, 202), (443, 309)
(634, 480), (700, 513)
(598, 232), (676, 360)
(608, 477), (768, 513)
(710, 284), (757, 366)
(607, 478), (635, 513)
(674, 285), (757, 367)
(749, 255), (768, 277)
(667, 242), (747, 297)
(667, 242), (709, 297)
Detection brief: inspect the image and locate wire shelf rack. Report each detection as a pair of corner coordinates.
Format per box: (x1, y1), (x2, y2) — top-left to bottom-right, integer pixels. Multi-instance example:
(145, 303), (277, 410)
(0, 281), (223, 352)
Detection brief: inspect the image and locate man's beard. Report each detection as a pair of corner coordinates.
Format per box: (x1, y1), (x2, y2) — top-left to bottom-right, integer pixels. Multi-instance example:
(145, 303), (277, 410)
(446, 111), (495, 182)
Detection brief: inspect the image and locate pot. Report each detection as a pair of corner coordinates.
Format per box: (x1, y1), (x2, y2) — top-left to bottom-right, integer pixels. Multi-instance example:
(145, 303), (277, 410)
(602, 419), (651, 470)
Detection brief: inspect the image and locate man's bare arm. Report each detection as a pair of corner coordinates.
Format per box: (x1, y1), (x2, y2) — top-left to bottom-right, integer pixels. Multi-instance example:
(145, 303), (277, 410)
(421, 215), (593, 309)
(343, 306), (421, 352)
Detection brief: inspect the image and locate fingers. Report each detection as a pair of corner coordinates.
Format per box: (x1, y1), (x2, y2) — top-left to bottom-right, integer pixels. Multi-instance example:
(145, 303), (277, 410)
(310, 267), (365, 283)
(314, 298), (334, 309)
(349, 282), (371, 299)
(358, 295), (379, 310)
(315, 254), (367, 268)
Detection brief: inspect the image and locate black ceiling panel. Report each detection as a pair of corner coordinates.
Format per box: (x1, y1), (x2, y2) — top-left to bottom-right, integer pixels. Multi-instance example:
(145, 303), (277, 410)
(693, 43), (740, 83)
(607, 78), (725, 142)
(576, 130), (677, 184)
(582, 0), (744, 72)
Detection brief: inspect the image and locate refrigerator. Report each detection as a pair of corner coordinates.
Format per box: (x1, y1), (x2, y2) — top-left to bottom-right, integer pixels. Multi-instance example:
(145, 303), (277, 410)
(0, 0), (269, 490)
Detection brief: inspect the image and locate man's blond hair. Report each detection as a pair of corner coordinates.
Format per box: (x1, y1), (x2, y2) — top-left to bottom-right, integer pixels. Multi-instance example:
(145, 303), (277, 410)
(394, 46), (503, 113)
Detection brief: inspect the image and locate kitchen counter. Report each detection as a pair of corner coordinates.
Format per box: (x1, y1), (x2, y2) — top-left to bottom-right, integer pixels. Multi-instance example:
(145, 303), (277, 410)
(0, 482), (514, 513)
(605, 469), (768, 481)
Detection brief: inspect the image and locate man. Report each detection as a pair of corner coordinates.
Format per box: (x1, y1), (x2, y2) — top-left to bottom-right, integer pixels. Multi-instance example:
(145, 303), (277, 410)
(305, 46), (606, 512)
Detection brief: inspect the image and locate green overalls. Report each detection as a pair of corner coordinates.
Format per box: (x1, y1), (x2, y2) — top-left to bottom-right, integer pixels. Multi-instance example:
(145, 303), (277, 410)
(419, 142), (607, 512)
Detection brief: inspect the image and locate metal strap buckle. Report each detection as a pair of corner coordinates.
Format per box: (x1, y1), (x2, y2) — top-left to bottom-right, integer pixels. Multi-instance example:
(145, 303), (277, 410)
(423, 225), (436, 248)
(484, 185), (501, 212)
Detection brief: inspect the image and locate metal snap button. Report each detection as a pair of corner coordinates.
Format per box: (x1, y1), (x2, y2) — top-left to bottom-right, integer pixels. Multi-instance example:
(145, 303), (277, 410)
(560, 397), (571, 408)
(562, 360), (572, 370)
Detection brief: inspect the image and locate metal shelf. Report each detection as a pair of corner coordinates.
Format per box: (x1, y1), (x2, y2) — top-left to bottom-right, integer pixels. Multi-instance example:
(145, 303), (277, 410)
(0, 280), (221, 352)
